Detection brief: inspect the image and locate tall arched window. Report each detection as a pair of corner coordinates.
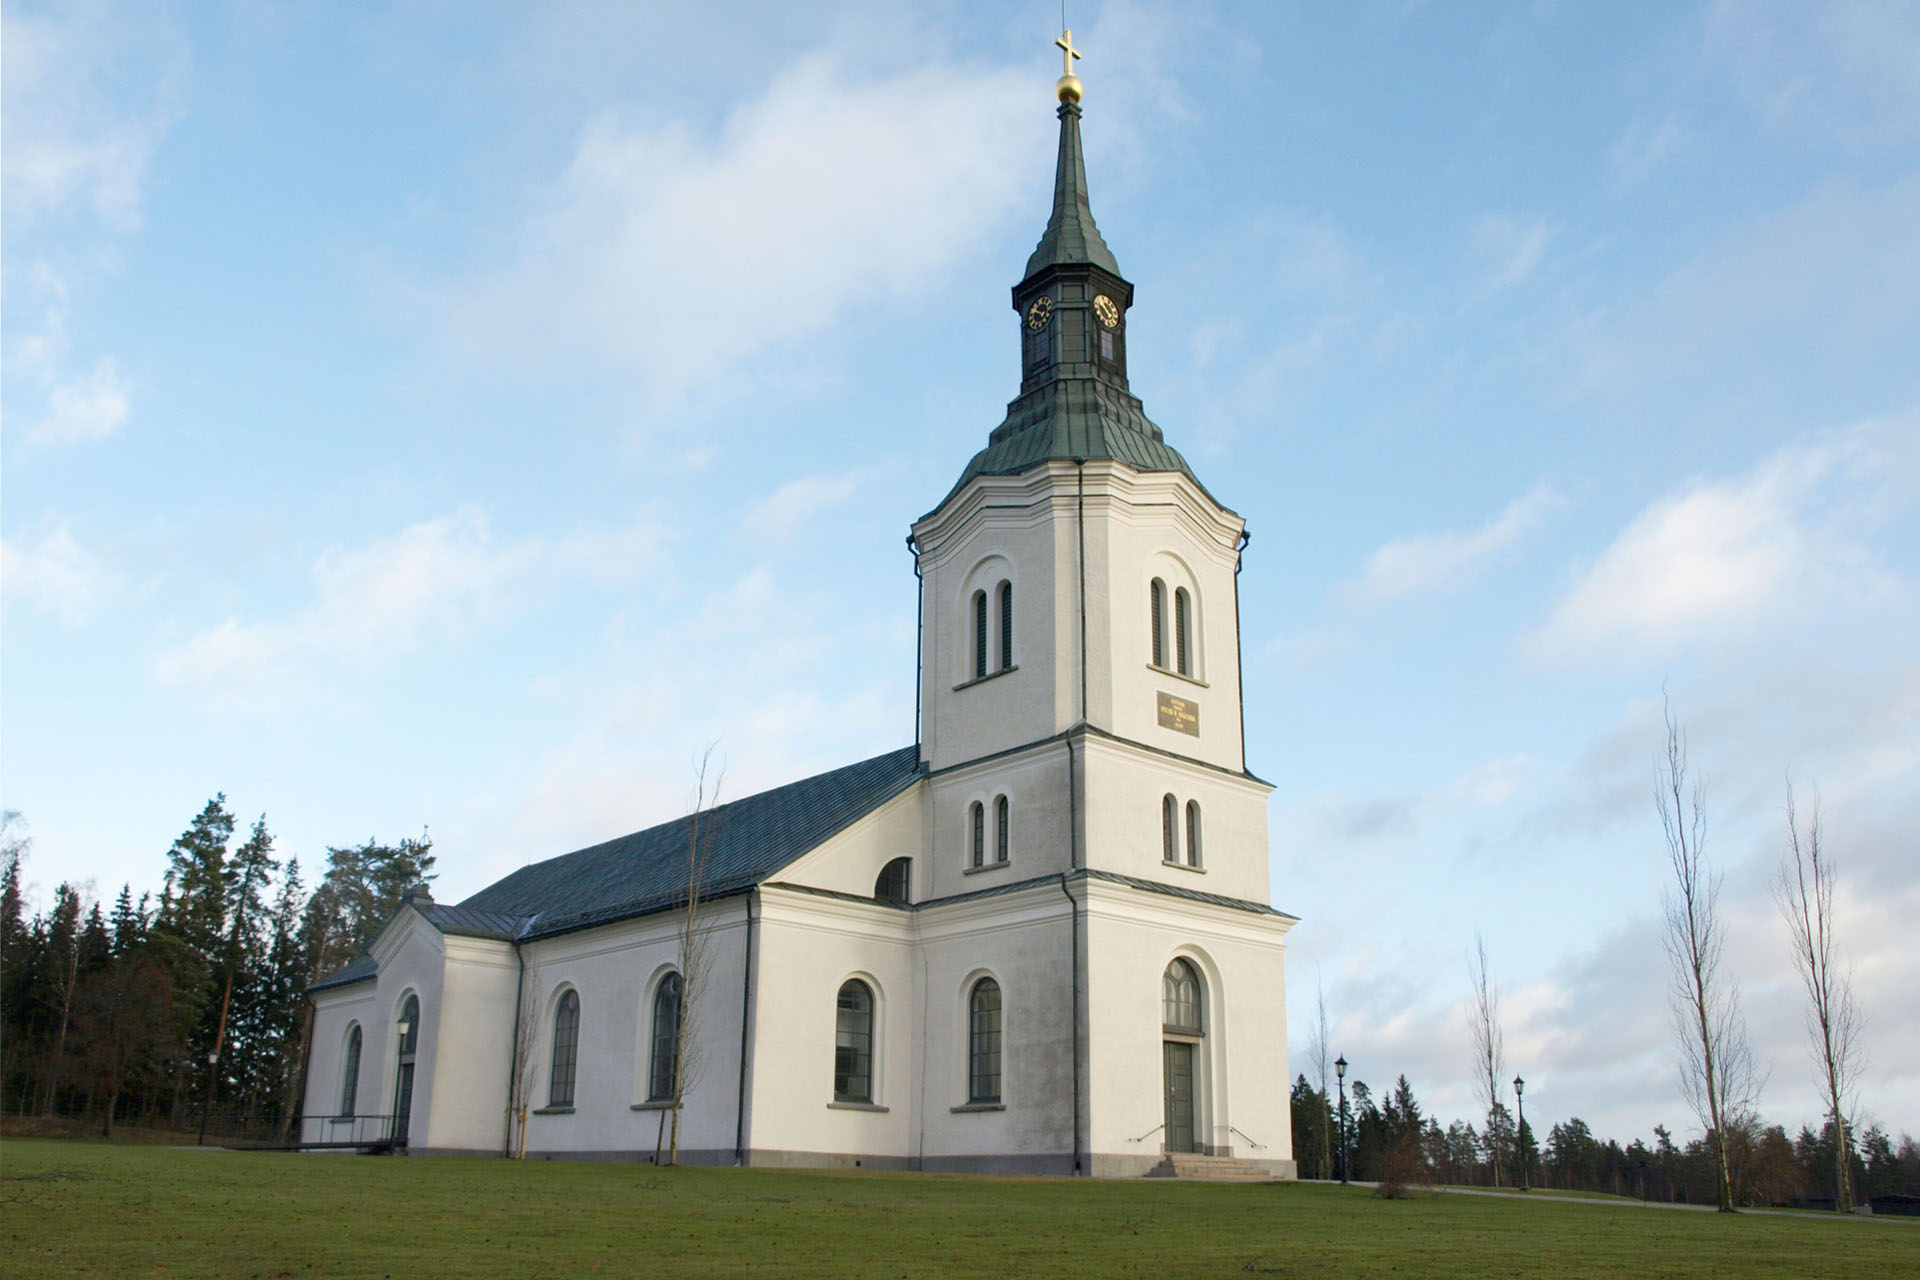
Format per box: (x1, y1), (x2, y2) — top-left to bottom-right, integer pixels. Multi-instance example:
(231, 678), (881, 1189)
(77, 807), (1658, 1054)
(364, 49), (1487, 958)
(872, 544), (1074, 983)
(1174, 587), (1192, 676)
(549, 989), (580, 1108)
(997, 580), (1013, 671)
(394, 993), (420, 1144)
(994, 795), (1010, 864)
(649, 973), (681, 1102)
(970, 801), (985, 869)
(1162, 793), (1179, 863)
(1163, 959), (1203, 1035)
(340, 1025), (362, 1117)
(968, 978), (1003, 1104)
(1185, 801), (1203, 868)
(834, 980), (874, 1103)
(874, 856), (911, 905)
(1150, 578), (1167, 668)
(972, 590), (989, 679)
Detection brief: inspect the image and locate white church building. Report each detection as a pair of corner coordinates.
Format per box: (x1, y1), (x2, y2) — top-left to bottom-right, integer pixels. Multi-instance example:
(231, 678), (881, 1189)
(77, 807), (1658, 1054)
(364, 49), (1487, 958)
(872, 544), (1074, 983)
(301, 55), (1299, 1178)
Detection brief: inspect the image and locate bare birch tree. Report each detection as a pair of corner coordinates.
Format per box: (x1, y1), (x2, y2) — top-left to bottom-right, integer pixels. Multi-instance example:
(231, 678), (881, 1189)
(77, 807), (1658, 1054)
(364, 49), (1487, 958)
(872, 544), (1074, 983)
(665, 745), (724, 1166)
(1773, 782), (1865, 1212)
(1308, 972), (1333, 1180)
(505, 962), (541, 1158)
(1467, 931), (1506, 1186)
(1656, 699), (1760, 1212)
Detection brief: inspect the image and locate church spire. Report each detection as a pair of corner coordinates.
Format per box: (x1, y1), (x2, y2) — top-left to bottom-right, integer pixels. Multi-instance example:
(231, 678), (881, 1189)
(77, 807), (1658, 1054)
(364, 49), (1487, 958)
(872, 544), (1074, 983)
(1022, 30), (1121, 284)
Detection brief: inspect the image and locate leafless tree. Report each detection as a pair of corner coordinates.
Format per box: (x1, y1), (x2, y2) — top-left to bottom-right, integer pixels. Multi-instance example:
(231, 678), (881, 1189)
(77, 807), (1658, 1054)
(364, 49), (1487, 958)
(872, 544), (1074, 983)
(1773, 782), (1865, 1212)
(505, 962), (542, 1158)
(1307, 972), (1332, 1180)
(664, 744), (724, 1166)
(1467, 931), (1506, 1186)
(1656, 698), (1761, 1212)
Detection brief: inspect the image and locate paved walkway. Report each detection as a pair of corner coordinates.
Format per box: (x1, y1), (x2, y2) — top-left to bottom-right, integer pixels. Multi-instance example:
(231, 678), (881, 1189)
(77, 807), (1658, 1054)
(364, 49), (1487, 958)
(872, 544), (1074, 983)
(1299, 1179), (1915, 1224)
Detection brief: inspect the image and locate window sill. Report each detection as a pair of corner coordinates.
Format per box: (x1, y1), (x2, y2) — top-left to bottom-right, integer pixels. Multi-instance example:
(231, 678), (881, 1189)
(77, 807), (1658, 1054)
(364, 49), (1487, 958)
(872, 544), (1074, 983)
(1147, 664), (1208, 689)
(951, 1102), (1005, 1113)
(963, 859), (1013, 876)
(953, 665), (1019, 692)
(531, 1106), (574, 1116)
(630, 1100), (677, 1112)
(827, 1101), (889, 1113)
(1160, 859), (1206, 874)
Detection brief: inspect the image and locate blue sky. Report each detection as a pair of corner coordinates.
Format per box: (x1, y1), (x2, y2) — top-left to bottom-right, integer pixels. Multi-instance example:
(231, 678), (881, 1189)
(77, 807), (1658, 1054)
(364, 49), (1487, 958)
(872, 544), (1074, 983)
(5, 1), (1916, 1145)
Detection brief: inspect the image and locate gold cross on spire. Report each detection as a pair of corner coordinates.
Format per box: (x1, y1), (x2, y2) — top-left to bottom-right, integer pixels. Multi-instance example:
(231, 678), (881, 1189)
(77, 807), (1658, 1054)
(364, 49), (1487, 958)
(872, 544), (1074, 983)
(1054, 28), (1084, 104)
(1055, 28), (1082, 77)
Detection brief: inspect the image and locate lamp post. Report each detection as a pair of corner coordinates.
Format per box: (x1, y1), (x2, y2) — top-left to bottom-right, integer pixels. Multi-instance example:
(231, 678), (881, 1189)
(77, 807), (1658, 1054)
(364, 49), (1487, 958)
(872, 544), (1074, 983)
(1514, 1075), (1529, 1193)
(196, 1049), (219, 1146)
(1335, 1055), (1349, 1185)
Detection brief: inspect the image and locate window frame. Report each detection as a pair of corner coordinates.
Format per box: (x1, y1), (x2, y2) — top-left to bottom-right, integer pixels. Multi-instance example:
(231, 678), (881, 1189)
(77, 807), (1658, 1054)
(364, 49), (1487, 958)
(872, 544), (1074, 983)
(1162, 793), (1179, 864)
(1174, 586), (1192, 676)
(968, 978), (1003, 1105)
(834, 979), (875, 1104)
(340, 1024), (362, 1117)
(1150, 578), (1167, 669)
(548, 987), (581, 1109)
(997, 580), (1014, 671)
(1185, 800), (1204, 869)
(1162, 958), (1204, 1036)
(972, 589), (989, 680)
(648, 972), (682, 1103)
(994, 794), (1010, 865)
(874, 856), (911, 905)
(970, 800), (986, 869)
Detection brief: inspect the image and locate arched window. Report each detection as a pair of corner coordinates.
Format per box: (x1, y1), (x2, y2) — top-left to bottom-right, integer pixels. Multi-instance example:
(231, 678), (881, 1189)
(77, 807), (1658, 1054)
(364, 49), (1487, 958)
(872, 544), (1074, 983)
(1163, 959), (1203, 1035)
(1162, 793), (1179, 863)
(1150, 578), (1167, 668)
(1174, 587), (1192, 676)
(1185, 801), (1203, 868)
(994, 795), (1010, 864)
(394, 993), (420, 1144)
(968, 978), (1003, 1104)
(972, 590), (989, 680)
(549, 989), (580, 1108)
(834, 980), (874, 1103)
(649, 973), (681, 1102)
(340, 1025), (362, 1117)
(875, 857), (911, 905)
(970, 801), (985, 869)
(997, 580), (1013, 671)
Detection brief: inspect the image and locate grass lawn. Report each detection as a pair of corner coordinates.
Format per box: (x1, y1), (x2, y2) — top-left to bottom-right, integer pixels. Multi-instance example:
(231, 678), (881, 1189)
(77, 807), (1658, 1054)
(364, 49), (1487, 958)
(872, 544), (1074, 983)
(3, 1139), (1912, 1279)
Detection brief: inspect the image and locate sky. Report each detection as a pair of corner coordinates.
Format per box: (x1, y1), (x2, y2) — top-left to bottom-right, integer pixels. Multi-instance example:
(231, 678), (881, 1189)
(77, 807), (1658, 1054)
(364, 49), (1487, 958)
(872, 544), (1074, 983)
(4, 1), (1916, 1149)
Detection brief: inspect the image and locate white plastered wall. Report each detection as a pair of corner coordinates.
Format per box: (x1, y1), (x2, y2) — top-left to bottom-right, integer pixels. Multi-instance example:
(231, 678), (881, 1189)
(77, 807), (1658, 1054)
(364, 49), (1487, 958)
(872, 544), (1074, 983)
(1078, 736), (1275, 906)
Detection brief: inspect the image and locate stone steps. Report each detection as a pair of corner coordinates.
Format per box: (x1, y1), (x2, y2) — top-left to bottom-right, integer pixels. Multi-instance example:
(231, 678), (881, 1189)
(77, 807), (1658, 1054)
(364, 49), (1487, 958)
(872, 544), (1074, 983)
(1145, 1152), (1273, 1180)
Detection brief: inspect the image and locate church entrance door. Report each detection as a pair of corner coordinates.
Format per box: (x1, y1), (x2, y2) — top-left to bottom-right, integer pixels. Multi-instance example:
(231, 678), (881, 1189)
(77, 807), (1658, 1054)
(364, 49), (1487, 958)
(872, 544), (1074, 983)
(1163, 1041), (1196, 1154)
(392, 994), (420, 1147)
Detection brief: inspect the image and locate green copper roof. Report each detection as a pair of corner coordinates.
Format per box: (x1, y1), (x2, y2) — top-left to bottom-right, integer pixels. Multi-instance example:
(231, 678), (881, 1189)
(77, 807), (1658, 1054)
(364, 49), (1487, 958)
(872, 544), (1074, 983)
(1022, 101), (1121, 282)
(931, 378), (1219, 512)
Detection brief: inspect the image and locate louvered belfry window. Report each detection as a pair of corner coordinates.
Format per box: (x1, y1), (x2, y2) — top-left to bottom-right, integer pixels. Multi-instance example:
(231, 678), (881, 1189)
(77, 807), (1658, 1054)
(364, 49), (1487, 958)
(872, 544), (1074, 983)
(972, 590), (988, 679)
(998, 580), (1013, 670)
(1150, 579), (1167, 668)
(1175, 587), (1192, 676)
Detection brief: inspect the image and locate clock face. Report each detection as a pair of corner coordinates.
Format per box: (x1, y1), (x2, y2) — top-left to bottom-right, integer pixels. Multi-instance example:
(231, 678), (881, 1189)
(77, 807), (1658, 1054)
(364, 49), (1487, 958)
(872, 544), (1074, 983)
(1093, 295), (1121, 329)
(1025, 296), (1055, 332)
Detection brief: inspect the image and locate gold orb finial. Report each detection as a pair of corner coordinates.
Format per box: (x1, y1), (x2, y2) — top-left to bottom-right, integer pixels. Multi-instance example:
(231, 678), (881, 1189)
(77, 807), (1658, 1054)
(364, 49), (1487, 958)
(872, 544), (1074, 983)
(1054, 28), (1083, 103)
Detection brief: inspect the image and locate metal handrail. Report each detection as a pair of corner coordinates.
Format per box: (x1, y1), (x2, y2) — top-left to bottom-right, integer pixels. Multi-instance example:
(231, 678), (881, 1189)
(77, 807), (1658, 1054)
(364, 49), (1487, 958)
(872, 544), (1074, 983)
(1229, 1125), (1266, 1150)
(299, 1113), (397, 1147)
(1128, 1122), (1165, 1144)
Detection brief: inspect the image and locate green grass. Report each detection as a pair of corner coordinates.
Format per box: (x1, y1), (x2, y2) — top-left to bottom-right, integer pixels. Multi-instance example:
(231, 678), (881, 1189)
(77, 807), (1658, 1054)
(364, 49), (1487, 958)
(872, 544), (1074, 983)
(2, 1139), (1911, 1279)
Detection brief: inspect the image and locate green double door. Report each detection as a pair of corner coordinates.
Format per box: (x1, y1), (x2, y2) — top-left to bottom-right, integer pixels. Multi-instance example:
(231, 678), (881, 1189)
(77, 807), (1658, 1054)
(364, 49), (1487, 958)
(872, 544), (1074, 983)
(1163, 1041), (1196, 1154)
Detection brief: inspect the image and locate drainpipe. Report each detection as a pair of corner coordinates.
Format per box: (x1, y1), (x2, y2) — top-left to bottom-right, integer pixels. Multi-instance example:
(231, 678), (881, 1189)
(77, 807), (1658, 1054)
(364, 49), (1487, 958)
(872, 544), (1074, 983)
(734, 890), (758, 1165)
(1074, 460), (1088, 725)
(907, 534), (924, 753)
(1060, 734), (1084, 1176)
(501, 937), (525, 1157)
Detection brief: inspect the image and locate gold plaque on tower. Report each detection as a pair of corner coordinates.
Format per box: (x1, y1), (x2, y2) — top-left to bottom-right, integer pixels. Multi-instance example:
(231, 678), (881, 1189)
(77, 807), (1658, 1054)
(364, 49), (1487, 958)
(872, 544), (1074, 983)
(1156, 692), (1199, 736)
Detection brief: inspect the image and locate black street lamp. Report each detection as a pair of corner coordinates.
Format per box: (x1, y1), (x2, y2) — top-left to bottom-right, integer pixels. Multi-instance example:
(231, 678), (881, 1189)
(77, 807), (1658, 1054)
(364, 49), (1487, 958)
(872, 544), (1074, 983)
(1335, 1055), (1349, 1185)
(1514, 1075), (1529, 1193)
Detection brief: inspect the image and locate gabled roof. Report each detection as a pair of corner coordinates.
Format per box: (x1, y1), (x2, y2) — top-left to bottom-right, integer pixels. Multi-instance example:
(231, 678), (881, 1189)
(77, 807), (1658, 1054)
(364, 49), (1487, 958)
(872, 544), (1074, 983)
(304, 745), (926, 994)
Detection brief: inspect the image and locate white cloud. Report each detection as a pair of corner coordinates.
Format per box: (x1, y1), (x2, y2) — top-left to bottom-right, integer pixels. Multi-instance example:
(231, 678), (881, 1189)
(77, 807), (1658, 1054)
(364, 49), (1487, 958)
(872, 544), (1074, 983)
(1530, 423), (1914, 663)
(741, 470), (868, 541)
(0, 2), (184, 228)
(445, 55), (1036, 406)
(27, 358), (129, 444)
(1470, 214), (1556, 294)
(154, 508), (663, 702)
(1342, 485), (1561, 607)
(0, 524), (116, 625)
